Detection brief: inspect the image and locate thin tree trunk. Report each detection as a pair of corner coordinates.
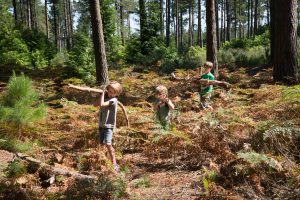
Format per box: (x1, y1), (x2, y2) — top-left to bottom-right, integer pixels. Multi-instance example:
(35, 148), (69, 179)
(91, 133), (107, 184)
(176, 0), (179, 48)
(120, 0), (125, 45)
(45, 0), (49, 39)
(160, 0), (164, 37)
(191, 2), (194, 46)
(254, 0), (258, 35)
(234, 0), (237, 39)
(166, 0), (170, 46)
(12, 0), (18, 25)
(27, 0), (31, 29)
(215, 0), (219, 49)
(89, 0), (109, 85)
(188, 4), (192, 46)
(226, 0), (230, 41)
(198, 0), (203, 47)
(139, 0), (148, 54)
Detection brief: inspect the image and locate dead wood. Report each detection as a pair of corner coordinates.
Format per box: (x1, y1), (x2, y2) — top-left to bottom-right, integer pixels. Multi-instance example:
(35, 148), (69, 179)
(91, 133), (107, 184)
(170, 72), (231, 89)
(16, 153), (97, 180)
(67, 84), (130, 127)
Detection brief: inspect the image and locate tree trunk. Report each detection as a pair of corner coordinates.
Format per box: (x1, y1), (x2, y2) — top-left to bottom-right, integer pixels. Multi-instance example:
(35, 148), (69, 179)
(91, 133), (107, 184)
(53, 0), (58, 50)
(234, 0), (237, 39)
(254, 0), (258, 35)
(166, 0), (170, 46)
(139, 0), (148, 54)
(120, 0), (125, 45)
(45, 0), (49, 39)
(89, 0), (109, 85)
(206, 0), (218, 76)
(27, 0), (31, 29)
(12, 0), (18, 25)
(225, 0), (230, 41)
(215, 0), (219, 49)
(198, 0), (203, 47)
(67, 0), (73, 48)
(271, 0), (299, 84)
(188, 4), (192, 47)
(160, 0), (164, 37)
(176, 0), (179, 48)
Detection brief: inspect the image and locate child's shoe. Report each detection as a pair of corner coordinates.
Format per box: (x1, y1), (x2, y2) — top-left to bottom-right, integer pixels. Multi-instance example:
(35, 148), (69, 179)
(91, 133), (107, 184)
(114, 164), (119, 173)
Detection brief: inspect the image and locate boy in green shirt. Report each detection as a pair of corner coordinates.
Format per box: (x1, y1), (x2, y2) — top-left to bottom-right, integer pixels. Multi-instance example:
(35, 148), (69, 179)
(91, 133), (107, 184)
(200, 61), (214, 110)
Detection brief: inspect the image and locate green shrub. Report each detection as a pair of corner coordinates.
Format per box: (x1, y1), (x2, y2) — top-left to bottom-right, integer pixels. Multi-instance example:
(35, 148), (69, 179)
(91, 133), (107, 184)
(0, 29), (31, 66)
(0, 73), (46, 127)
(6, 161), (27, 178)
(218, 49), (235, 65)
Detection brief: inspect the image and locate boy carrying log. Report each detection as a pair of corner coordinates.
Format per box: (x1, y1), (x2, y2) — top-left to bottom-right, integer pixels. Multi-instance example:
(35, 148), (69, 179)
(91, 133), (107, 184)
(93, 81), (122, 172)
(199, 61), (215, 110)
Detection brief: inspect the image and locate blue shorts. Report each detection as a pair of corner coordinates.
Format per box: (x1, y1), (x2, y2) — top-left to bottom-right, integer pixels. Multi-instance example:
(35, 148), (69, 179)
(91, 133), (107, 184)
(99, 128), (113, 145)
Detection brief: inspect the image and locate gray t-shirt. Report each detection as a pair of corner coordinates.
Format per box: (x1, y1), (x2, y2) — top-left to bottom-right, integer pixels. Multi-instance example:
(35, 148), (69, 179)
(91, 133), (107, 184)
(99, 97), (118, 128)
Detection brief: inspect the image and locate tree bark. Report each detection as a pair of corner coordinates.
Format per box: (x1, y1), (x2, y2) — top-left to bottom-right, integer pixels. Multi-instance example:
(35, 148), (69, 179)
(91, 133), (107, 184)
(160, 0), (164, 37)
(271, 0), (299, 84)
(206, 0), (218, 76)
(176, 0), (179, 48)
(45, 0), (49, 39)
(198, 0), (203, 47)
(225, 0), (230, 41)
(166, 0), (170, 46)
(12, 0), (18, 25)
(89, 0), (109, 85)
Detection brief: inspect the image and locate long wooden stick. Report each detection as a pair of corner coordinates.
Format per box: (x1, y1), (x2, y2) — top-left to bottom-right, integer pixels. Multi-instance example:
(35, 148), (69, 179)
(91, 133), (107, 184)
(170, 73), (231, 89)
(67, 84), (130, 127)
(68, 84), (104, 93)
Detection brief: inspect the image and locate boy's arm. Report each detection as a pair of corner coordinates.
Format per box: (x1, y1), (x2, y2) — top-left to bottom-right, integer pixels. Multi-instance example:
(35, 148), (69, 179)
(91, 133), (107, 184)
(99, 92), (113, 107)
(164, 98), (175, 110)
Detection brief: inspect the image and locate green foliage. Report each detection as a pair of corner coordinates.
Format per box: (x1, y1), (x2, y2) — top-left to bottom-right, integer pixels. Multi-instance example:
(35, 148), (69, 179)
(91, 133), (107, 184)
(182, 46), (206, 68)
(0, 28), (31, 66)
(0, 73), (46, 127)
(6, 161), (27, 178)
(283, 85), (300, 104)
(95, 175), (128, 199)
(66, 33), (96, 84)
(21, 29), (56, 68)
(132, 175), (151, 188)
(0, 138), (35, 152)
(218, 46), (268, 66)
(237, 151), (283, 171)
(222, 31), (270, 50)
(50, 51), (68, 67)
(201, 167), (219, 192)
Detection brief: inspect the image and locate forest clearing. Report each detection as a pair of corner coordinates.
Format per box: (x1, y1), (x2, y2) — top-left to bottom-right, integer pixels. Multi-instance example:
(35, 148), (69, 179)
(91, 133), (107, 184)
(0, 65), (299, 199)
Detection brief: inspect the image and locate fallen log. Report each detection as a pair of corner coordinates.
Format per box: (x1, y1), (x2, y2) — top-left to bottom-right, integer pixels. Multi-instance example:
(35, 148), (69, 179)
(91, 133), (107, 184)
(67, 84), (130, 127)
(170, 72), (231, 89)
(16, 153), (97, 180)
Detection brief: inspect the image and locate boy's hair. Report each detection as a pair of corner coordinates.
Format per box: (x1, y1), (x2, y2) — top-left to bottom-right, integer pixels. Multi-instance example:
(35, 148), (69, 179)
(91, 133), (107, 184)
(204, 61), (213, 69)
(107, 81), (122, 96)
(155, 85), (168, 96)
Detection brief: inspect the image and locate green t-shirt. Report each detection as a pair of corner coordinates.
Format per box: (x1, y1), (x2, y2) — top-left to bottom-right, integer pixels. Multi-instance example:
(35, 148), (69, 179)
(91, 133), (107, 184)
(200, 72), (214, 95)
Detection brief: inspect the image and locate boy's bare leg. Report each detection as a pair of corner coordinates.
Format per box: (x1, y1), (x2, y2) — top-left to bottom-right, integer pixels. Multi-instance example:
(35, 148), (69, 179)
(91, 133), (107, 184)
(105, 144), (117, 165)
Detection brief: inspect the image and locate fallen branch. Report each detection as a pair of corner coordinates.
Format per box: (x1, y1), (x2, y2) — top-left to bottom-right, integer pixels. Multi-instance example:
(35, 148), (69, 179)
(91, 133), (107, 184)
(16, 153), (97, 180)
(67, 84), (130, 127)
(170, 72), (231, 89)
(68, 83), (104, 93)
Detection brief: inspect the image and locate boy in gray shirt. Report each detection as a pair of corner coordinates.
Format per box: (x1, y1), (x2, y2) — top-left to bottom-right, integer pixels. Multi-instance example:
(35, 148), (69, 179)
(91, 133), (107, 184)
(94, 81), (122, 172)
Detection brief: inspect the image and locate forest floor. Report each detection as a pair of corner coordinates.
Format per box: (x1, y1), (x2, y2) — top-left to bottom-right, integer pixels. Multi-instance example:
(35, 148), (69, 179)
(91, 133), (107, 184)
(0, 64), (300, 200)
